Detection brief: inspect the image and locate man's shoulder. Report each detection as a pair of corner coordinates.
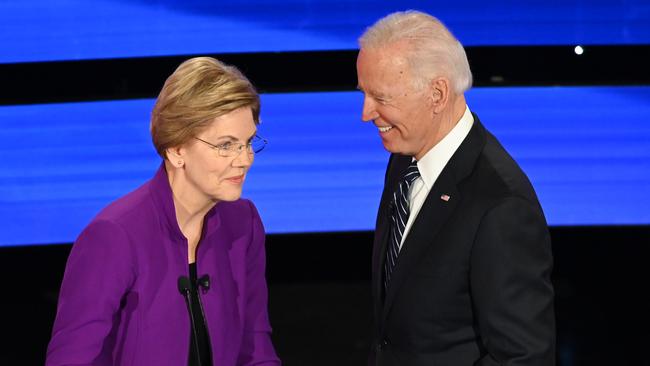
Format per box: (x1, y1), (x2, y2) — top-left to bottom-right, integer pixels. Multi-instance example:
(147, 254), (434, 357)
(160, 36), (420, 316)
(469, 130), (540, 205)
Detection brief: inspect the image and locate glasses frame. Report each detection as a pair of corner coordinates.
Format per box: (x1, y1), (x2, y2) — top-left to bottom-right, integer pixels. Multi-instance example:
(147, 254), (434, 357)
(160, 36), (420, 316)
(193, 135), (268, 158)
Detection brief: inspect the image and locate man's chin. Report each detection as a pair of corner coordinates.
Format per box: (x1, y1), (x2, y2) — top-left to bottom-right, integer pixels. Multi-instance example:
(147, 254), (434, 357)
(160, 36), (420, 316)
(382, 142), (405, 155)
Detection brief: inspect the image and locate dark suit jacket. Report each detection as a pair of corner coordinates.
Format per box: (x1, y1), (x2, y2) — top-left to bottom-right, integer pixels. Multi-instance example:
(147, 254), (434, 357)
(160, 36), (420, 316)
(370, 115), (555, 366)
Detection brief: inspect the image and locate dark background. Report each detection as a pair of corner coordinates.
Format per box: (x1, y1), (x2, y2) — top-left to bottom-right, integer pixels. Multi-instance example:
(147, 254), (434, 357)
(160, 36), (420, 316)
(1, 226), (649, 365)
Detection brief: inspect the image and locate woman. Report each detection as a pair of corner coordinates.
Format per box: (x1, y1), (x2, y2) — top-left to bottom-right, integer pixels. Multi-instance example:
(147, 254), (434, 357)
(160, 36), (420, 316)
(47, 57), (280, 366)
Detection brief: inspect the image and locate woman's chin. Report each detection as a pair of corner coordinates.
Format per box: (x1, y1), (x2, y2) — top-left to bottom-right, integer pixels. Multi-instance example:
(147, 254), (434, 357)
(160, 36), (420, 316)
(213, 190), (243, 202)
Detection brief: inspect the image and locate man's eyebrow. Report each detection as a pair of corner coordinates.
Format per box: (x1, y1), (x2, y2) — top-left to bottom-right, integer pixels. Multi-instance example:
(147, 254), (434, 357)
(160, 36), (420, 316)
(357, 85), (387, 99)
(372, 91), (391, 100)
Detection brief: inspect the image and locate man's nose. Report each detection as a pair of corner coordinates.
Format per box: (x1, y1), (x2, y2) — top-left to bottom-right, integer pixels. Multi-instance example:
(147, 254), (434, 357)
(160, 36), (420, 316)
(361, 96), (378, 122)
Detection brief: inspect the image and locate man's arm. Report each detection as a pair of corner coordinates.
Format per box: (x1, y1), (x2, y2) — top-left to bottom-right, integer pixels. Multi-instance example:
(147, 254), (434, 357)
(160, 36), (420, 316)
(470, 196), (556, 366)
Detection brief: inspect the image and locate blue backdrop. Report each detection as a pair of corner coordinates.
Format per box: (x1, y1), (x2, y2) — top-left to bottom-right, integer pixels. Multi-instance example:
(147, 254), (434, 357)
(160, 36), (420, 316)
(1, 87), (649, 246)
(1, 0), (649, 63)
(2, 1), (649, 246)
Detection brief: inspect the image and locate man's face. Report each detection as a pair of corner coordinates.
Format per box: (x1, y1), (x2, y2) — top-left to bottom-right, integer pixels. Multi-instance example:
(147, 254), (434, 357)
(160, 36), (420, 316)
(356, 43), (437, 159)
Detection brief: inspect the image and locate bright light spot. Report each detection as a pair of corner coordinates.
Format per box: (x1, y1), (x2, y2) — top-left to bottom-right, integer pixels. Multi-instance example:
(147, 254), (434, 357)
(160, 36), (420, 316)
(574, 45), (584, 55)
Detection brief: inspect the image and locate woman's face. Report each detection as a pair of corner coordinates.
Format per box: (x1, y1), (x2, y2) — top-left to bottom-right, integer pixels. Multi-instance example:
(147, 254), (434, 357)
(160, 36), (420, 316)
(175, 107), (257, 204)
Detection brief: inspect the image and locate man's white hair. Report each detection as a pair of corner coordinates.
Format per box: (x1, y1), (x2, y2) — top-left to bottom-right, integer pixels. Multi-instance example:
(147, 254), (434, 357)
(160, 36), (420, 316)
(359, 10), (473, 94)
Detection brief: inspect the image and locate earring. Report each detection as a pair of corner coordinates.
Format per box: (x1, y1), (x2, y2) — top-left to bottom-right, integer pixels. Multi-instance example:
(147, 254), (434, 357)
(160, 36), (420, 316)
(178, 160), (183, 166)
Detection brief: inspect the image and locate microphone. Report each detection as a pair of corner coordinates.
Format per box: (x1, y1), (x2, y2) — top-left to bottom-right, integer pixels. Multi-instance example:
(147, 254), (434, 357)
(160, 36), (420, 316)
(197, 274), (210, 292)
(177, 275), (203, 366)
(177, 276), (191, 295)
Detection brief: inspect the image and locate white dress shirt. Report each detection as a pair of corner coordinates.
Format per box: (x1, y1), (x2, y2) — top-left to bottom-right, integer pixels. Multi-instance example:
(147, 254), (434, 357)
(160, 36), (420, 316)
(399, 106), (475, 249)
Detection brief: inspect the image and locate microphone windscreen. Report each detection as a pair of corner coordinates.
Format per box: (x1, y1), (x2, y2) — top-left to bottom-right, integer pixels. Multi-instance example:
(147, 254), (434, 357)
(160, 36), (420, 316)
(177, 275), (191, 294)
(198, 274), (210, 290)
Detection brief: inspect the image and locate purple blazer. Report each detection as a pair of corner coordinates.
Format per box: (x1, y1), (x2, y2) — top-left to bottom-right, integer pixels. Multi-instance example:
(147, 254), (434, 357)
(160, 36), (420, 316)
(47, 165), (280, 366)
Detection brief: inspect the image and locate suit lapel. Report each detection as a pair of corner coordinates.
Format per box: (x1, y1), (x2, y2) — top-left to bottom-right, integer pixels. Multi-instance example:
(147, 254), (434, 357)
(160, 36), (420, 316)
(378, 116), (487, 329)
(372, 155), (409, 320)
(381, 169), (460, 325)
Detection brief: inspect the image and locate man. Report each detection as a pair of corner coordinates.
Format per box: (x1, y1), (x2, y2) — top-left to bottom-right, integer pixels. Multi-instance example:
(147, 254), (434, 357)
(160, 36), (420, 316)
(357, 11), (555, 366)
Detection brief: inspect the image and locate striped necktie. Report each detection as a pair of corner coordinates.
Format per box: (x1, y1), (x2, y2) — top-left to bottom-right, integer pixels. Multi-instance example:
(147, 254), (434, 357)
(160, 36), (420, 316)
(384, 160), (420, 291)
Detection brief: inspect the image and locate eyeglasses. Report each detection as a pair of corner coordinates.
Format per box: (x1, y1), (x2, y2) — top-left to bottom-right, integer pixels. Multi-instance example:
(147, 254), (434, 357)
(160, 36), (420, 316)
(194, 135), (268, 157)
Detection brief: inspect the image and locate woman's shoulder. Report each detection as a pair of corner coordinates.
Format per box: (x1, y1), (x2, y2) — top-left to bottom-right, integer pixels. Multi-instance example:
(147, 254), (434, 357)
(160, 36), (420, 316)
(73, 181), (158, 257)
(92, 180), (157, 229)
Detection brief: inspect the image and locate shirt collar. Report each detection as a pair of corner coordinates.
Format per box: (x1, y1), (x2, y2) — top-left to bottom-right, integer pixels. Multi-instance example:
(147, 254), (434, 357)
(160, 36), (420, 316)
(416, 105), (474, 189)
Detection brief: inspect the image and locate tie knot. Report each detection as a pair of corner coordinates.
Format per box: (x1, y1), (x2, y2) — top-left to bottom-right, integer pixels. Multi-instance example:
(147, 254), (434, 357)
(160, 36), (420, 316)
(402, 161), (420, 185)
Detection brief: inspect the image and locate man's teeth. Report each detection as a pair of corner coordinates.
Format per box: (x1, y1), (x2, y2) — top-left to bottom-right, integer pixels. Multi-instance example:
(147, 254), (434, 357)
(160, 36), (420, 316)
(378, 126), (393, 132)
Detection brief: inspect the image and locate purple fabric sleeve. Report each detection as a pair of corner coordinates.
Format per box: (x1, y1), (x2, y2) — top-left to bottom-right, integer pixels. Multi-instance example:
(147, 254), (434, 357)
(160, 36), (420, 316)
(46, 220), (136, 366)
(237, 201), (281, 366)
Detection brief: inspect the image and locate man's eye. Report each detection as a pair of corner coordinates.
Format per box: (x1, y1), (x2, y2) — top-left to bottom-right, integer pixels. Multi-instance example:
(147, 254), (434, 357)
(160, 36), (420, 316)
(374, 96), (389, 104)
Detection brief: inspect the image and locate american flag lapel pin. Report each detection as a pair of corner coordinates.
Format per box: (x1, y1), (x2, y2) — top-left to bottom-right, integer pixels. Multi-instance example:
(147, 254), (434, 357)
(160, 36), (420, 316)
(440, 194), (451, 202)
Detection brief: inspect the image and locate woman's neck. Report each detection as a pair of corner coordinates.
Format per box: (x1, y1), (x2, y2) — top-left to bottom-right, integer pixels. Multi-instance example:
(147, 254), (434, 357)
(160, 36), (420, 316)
(165, 161), (217, 261)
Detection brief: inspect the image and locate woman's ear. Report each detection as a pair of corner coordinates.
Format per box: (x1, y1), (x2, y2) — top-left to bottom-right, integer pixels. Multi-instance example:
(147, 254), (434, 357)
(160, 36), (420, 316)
(429, 77), (450, 114)
(166, 146), (185, 168)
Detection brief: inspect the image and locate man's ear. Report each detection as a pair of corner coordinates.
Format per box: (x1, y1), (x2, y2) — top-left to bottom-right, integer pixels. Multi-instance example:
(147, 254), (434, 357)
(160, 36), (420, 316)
(166, 146), (185, 168)
(429, 77), (450, 114)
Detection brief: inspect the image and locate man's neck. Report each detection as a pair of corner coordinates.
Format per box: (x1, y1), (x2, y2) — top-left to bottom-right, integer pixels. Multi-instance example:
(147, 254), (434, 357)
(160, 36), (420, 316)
(415, 94), (467, 160)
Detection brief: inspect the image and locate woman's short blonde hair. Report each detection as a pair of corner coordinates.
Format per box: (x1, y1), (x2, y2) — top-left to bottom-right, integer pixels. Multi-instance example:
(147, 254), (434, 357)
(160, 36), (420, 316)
(150, 57), (260, 158)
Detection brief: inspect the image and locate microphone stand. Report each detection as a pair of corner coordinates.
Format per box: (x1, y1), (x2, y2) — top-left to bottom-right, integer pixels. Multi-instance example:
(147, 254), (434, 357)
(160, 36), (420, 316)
(178, 276), (203, 366)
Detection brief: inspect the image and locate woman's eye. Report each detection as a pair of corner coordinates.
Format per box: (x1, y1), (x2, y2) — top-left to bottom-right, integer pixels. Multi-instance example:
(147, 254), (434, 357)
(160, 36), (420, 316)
(218, 142), (234, 150)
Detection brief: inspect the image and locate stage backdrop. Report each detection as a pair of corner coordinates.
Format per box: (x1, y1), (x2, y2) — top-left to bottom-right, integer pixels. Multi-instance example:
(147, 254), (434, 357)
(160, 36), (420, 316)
(1, 0), (649, 63)
(1, 86), (649, 246)
(2, 0), (648, 246)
